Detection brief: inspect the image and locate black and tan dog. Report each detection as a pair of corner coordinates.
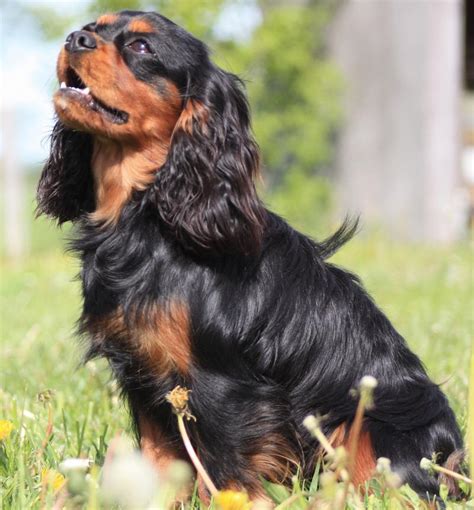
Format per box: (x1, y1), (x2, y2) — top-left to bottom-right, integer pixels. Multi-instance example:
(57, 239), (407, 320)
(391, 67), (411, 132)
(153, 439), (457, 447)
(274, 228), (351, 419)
(37, 10), (462, 502)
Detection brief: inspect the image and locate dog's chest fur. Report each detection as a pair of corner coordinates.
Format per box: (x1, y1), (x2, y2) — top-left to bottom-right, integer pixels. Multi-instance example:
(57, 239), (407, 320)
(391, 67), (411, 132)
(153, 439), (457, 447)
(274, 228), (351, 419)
(77, 221), (194, 382)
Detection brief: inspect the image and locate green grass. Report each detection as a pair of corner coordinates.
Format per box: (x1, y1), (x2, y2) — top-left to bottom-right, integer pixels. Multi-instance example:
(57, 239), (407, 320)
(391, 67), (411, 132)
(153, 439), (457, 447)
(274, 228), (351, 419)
(0, 195), (472, 508)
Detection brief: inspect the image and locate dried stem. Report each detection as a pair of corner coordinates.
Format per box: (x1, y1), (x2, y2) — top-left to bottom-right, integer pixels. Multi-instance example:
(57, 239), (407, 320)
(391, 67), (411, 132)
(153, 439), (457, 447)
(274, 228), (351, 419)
(167, 386), (218, 497)
(429, 462), (472, 486)
(176, 414), (218, 497)
(336, 377), (377, 510)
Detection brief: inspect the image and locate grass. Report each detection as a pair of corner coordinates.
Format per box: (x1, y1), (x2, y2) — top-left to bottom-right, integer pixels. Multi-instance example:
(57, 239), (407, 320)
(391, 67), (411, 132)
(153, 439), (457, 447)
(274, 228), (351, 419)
(0, 187), (472, 508)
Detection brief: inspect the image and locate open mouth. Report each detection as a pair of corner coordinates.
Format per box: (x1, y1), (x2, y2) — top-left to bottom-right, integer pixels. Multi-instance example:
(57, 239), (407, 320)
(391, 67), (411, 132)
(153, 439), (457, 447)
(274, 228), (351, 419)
(59, 68), (129, 125)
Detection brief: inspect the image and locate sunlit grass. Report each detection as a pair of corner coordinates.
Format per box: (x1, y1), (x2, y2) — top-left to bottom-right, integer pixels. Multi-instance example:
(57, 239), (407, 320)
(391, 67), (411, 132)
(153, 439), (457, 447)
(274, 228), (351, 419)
(0, 191), (472, 508)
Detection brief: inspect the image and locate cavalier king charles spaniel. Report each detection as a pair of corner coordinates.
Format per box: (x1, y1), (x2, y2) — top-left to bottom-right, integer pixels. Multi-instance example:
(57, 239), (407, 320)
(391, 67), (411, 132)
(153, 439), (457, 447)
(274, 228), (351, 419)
(37, 10), (462, 503)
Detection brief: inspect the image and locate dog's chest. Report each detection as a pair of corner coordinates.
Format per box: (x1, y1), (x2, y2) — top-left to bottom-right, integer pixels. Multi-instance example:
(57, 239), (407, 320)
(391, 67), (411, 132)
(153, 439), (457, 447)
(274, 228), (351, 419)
(85, 301), (192, 378)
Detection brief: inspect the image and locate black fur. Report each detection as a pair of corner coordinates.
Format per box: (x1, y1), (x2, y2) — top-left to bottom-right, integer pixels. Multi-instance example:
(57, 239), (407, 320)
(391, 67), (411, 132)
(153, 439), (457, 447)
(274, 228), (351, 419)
(37, 123), (94, 223)
(37, 10), (463, 499)
(153, 67), (266, 256)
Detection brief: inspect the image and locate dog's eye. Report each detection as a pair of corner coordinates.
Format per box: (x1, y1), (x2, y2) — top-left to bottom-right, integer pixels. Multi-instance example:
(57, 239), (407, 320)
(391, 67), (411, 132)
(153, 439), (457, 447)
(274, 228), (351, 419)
(128, 39), (152, 54)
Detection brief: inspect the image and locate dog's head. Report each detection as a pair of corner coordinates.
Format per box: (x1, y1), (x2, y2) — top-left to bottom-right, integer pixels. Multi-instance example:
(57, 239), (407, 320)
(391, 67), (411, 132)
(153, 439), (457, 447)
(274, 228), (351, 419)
(37, 11), (265, 256)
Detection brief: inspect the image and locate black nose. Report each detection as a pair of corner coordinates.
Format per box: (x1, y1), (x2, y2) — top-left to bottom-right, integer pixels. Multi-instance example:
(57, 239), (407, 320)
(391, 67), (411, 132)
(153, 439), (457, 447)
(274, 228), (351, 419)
(65, 30), (97, 53)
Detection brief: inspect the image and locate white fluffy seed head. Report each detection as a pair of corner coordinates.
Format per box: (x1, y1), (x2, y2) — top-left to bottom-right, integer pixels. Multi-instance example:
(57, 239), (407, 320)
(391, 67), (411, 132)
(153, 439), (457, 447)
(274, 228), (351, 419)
(59, 458), (93, 473)
(360, 375), (378, 390)
(303, 415), (318, 431)
(376, 457), (391, 473)
(101, 451), (157, 508)
(420, 457), (432, 471)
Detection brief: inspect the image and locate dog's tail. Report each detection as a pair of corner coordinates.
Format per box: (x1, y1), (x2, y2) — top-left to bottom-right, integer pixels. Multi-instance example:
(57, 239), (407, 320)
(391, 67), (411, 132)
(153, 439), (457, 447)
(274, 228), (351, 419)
(318, 216), (360, 259)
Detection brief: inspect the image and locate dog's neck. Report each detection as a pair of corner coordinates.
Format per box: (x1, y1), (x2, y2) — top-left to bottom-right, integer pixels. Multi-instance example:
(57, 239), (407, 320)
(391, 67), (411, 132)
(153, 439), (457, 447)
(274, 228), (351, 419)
(91, 138), (168, 224)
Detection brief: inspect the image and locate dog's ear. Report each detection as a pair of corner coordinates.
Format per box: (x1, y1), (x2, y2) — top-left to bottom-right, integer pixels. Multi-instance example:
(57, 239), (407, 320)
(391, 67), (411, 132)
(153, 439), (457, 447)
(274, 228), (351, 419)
(152, 68), (266, 257)
(36, 120), (94, 223)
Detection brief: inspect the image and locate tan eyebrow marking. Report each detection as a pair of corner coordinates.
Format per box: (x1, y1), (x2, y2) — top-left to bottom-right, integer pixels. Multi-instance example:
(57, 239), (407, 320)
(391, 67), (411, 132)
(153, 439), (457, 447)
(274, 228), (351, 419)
(128, 19), (155, 33)
(96, 13), (119, 26)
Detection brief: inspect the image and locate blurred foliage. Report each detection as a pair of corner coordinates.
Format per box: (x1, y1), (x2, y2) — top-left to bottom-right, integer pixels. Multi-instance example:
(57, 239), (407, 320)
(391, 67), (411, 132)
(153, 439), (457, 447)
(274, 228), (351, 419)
(87, 0), (227, 41)
(23, 0), (343, 233)
(1, 185), (471, 506)
(265, 174), (333, 235)
(220, 2), (342, 185)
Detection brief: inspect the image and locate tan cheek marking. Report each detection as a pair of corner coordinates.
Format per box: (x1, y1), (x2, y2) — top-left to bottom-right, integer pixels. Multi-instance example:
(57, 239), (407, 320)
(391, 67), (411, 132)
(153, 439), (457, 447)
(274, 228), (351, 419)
(73, 43), (181, 138)
(139, 302), (192, 377)
(70, 42), (182, 224)
(128, 19), (155, 33)
(97, 13), (119, 26)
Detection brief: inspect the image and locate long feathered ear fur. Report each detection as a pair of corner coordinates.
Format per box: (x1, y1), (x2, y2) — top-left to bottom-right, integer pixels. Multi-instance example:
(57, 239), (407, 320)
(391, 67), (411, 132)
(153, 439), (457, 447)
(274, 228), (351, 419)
(152, 67), (267, 257)
(36, 120), (94, 223)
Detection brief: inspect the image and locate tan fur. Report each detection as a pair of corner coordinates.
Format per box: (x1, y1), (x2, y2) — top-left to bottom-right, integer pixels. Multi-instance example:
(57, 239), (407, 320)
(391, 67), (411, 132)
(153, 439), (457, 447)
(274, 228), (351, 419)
(175, 100), (209, 135)
(139, 414), (186, 470)
(439, 449), (464, 498)
(54, 32), (182, 223)
(96, 13), (119, 26)
(347, 429), (376, 486)
(327, 423), (347, 448)
(90, 141), (165, 223)
(322, 422), (376, 487)
(138, 302), (192, 376)
(249, 434), (299, 485)
(88, 301), (191, 376)
(128, 19), (155, 33)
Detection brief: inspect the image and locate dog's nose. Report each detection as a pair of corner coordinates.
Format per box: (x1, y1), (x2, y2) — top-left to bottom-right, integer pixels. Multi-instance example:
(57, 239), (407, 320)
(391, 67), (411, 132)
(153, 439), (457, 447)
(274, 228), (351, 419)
(65, 31), (97, 53)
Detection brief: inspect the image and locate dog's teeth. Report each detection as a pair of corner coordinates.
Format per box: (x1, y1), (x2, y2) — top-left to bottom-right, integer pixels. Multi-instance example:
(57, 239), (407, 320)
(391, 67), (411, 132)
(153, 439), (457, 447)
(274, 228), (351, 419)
(60, 82), (67, 89)
(83, 87), (90, 94)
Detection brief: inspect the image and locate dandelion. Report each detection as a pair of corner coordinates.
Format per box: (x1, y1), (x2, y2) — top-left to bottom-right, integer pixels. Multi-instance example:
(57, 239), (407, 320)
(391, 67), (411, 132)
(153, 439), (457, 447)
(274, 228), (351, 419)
(59, 458), (93, 473)
(41, 468), (66, 493)
(37, 389), (54, 403)
(360, 375), (377, 390)
(214, 490), (252, 510)
(303, 415), (335, 458)
(376, 457), (391, 474)
(166, 385), (195, 420)
(22, 410), (35, 420)
(375, 457), (401, 488)
(167, 459), (193, 486)
(420, 457), (472, 485)
(0, 420), (14, 440)
(359, 375), (378, 409)
(419, 458), (432, 472)
(101, 450), (157, 508)
(166, 386), (218, 496)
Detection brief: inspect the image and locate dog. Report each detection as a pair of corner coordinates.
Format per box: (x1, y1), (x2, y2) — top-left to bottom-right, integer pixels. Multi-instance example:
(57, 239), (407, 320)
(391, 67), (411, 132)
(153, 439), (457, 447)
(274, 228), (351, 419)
(37, 10), (463, 502)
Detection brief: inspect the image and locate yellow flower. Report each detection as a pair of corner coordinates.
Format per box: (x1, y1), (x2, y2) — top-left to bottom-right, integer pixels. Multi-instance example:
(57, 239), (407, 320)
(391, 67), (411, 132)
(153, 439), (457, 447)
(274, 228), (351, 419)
(0, 420), (14, 440)
(41, 468), (66, 493)
(215, 490), (252, 510)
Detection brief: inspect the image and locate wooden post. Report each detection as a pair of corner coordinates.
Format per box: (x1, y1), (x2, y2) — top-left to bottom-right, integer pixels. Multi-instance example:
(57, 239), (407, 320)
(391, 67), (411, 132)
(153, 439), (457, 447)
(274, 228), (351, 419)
(329, 0), (464, 242)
